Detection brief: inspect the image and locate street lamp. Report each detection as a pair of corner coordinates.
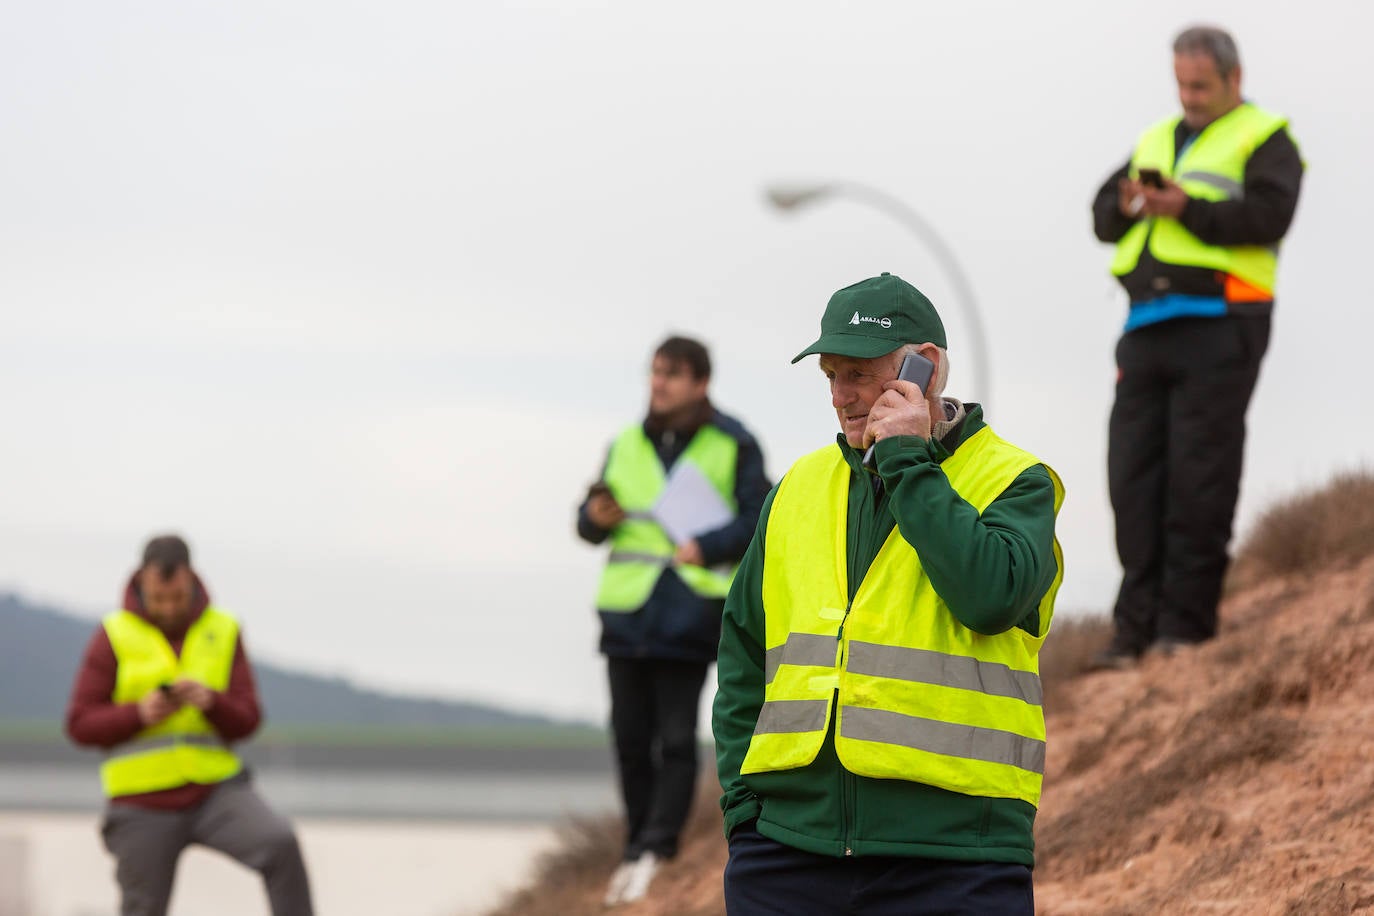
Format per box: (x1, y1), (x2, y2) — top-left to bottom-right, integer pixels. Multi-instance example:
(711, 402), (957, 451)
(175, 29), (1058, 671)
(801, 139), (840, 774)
(766, 181), (991, 403)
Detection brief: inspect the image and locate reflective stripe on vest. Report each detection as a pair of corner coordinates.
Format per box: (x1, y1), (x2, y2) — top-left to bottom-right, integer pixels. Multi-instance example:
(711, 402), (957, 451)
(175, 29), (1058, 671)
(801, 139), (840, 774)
(1110, 103), (1290, 294)
(100, 608), (243, 798)
(840, 707), (1046, 774)
(105, 733), (230, 760)
(594, 423), (740, 610)
(741, 428), (1065, 807)
(764, 632), (840, 685)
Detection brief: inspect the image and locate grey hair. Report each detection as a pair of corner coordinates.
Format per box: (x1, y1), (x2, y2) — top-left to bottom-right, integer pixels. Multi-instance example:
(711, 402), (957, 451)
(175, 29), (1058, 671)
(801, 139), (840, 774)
(1173, 25), (1241, 79)
(893, 343), (950, 398)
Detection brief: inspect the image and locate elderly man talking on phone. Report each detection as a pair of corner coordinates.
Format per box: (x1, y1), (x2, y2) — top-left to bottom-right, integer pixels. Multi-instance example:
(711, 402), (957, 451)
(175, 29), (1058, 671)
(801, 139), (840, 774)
(712, 273), (1064, 915)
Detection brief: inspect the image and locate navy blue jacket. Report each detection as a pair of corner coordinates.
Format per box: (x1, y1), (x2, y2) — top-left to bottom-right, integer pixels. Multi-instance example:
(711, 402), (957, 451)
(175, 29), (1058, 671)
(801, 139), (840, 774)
(578, 405), (770, 662)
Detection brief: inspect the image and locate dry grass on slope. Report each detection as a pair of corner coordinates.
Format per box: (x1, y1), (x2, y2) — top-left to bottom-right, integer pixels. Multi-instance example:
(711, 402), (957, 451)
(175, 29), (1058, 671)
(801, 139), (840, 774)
(1227, 467), (1374, 592)
(482, 811), (622, 916)
(484, 774), (728, 916)
(1039, 613), (1113, 713)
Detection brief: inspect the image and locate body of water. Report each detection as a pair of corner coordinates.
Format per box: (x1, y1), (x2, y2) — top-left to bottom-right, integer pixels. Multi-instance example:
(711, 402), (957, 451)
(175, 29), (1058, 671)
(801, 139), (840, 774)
(1, 809), (561, 916)
(0, 758), (622, 916)
(0, 762), (617, 822)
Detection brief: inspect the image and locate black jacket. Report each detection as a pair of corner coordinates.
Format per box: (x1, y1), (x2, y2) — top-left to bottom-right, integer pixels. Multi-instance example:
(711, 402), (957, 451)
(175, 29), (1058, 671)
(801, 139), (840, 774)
(578, 405), (770, 662)
(1093, 115), (1303, 309)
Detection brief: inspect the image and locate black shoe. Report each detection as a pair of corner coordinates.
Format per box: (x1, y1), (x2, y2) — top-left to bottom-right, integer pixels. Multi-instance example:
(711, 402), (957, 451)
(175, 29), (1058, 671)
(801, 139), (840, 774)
(1088, 646), (1140, 672)
(1147, 636), (1204, 659)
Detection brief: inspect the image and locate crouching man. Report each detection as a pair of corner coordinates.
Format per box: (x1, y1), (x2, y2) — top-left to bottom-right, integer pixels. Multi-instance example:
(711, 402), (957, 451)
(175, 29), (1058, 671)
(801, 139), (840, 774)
(66, 534), (314, 916)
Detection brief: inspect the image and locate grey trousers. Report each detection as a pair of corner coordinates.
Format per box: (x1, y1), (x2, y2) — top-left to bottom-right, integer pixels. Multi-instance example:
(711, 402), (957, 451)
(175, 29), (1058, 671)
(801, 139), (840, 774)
(100, 773), (314, 916)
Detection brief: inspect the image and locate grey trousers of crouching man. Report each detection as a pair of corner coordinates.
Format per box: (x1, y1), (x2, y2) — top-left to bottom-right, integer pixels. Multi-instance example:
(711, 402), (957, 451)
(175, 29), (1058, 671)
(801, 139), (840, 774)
(100, 771), (314, 916)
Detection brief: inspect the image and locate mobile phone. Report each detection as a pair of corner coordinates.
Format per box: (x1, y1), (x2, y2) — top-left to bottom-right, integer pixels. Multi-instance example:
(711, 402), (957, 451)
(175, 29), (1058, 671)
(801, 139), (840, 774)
(1138, 168), (1165, 189)
(895, 352), (935, 393)
(862, 352), (936, 467)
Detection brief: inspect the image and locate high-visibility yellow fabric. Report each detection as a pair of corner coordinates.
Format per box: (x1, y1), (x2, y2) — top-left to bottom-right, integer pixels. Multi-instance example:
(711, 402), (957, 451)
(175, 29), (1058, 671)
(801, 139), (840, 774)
(743, 430), (1064, 807)
(594, 424), (740, 610)
(1111, 103), (1290, 294)
(100, 608), (243, 797)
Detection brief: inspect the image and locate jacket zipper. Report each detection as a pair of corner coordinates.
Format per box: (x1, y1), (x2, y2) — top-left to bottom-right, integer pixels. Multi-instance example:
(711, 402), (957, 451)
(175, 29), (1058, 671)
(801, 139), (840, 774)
(838, 464), (883, 857)
(835, 613), (851, 857)
(838, 460), (895, 855)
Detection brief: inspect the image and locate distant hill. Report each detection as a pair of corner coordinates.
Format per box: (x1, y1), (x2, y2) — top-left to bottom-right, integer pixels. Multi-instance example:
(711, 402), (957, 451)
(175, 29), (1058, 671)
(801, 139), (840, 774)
(0, 592), (573, 731)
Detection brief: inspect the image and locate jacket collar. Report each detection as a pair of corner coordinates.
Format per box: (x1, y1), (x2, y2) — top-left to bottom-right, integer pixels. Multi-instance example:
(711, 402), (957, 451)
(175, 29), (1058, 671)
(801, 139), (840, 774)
(833, 400), (987, 470)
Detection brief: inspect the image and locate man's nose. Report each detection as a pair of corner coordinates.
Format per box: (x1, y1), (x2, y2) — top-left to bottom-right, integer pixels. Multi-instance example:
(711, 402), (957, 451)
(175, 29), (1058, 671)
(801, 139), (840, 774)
(831, 382), (852, 409)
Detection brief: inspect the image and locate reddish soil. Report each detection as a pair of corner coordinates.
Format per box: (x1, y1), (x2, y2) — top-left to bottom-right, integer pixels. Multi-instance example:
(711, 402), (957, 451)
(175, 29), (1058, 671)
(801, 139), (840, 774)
(1034, 557), (1374, 915)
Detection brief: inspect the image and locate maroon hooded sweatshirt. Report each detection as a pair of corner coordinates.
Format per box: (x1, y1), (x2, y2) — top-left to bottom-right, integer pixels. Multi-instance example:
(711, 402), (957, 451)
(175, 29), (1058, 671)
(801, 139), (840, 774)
(65, 573), (262, 809)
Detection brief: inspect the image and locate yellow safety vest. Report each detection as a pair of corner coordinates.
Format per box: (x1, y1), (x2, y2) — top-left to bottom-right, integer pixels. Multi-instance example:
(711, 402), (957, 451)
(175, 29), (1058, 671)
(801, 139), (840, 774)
(594, 423), (739, 611)
(100, 607), (243, 798)
(741, 428), (1065, 807)
(1110, 103), (1291, 295)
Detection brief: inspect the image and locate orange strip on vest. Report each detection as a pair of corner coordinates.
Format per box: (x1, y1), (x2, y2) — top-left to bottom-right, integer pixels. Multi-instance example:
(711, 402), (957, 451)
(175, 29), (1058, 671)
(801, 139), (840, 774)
(1224, 273), (1273, 303)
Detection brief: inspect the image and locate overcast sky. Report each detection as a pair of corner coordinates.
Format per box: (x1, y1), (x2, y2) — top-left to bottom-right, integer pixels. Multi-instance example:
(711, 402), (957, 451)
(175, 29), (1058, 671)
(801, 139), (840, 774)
(4, 0), (1369, 724)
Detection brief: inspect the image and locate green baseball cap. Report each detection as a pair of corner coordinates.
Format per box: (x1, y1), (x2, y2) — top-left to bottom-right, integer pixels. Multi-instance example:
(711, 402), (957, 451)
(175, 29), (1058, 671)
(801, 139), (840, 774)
(791, 272), (947, 363)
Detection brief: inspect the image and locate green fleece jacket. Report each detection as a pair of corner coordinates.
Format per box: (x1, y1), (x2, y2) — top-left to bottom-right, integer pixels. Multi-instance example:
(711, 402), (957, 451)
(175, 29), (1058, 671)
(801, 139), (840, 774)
(712, 405), (1060, 865)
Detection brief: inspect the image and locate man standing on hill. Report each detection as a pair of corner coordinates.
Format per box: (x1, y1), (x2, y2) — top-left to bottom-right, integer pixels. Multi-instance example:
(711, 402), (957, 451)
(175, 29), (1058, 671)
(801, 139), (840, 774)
(1092, 25), (1304, 668)
(578, 335), (770, 906)
(65, 534), (314, 916)
(714, 273), (1064, 914)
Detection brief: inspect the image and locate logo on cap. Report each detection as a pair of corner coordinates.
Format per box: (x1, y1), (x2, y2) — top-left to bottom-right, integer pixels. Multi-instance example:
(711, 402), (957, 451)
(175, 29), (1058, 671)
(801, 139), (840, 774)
(850, 311), (892, 329)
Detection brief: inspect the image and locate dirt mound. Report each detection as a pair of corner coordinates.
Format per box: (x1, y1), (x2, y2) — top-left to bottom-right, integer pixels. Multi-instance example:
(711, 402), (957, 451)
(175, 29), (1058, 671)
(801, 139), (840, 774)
(489, 556), (1374, 916)
(1036, 558), (1374, 915)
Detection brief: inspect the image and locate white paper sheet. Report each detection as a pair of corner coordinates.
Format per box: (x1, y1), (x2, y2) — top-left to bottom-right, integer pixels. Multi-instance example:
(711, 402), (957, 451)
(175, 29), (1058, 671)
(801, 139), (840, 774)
(652, 462), (735, 545)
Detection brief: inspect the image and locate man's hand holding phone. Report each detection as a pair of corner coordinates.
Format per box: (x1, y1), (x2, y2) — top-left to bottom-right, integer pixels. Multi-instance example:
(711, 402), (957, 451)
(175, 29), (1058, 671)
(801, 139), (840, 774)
(863, 352), (936, 466)
(137, 685), (179, 726)
(1141, 179), (1188, 219)
(586, 482), (626, 530)
(1117, 175), (1147, 218)
(1121, 168), (1188, 219)
(168, 678), (216, 712)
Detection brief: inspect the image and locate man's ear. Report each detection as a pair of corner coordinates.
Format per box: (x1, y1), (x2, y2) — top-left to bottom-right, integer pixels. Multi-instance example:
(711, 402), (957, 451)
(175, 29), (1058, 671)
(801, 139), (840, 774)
(917, 344), (943, 395)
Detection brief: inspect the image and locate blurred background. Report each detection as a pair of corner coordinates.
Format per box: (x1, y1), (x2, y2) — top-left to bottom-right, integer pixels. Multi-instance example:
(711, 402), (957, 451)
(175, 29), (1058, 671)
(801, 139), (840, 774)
(1, 0), (1367, 912)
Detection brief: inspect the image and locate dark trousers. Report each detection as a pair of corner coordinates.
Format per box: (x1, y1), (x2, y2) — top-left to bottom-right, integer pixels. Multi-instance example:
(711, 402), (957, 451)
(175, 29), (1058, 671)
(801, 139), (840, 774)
(606, 656), (709, 860)
(724, 822), (1034, 915)
(1108, 315), (1270, 653)
(100, 772), (314, 916)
